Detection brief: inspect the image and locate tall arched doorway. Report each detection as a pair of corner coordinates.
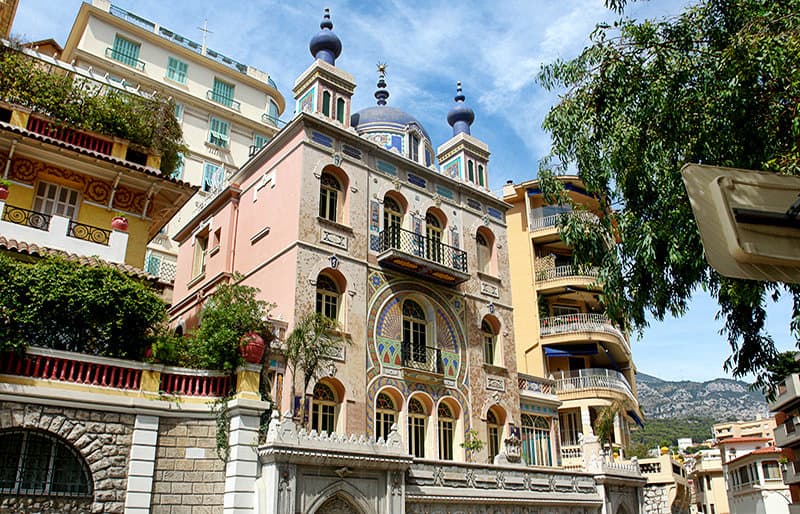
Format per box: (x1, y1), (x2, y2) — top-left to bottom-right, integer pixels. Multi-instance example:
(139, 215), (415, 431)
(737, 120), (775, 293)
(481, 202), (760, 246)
(315, 494), (363, 514)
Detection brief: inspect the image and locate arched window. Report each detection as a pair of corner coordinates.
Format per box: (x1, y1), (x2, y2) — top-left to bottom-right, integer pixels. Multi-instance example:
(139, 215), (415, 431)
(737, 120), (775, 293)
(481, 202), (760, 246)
(319, 172), (340, 222)
(521, 414), (552, 466)
(478, 164), (485, 187)
(402, 300), (427, 365)
(409, 133), (420, 162)
(383, 196), (403, 248)
(476, 232), (492, 274)
(336, 98), (346, 123)
(375, 392), (397, 441)
(322, 91), (331, 117)
(468, 160), (475, 183)
(482, 319), (497, 365)
(311, 382), (338, 434)
(486, 409), (501, 463)
(407, 397), (427, 458)
(315, 274), (340, 320)
(438, 403), (455, 461)
(425, 212), (443, 263)
(0, 429), (92, 496)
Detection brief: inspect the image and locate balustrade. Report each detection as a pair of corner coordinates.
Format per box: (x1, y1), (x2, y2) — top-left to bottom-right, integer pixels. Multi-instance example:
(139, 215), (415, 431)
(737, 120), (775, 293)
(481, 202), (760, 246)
(540, 313), (629, 352)
(535, 265), (599, 282)
(67, 220), (111, 245)
(378, 225), (467, 273)
(2, 205), (51, 231)
(554, 368), (635, 401)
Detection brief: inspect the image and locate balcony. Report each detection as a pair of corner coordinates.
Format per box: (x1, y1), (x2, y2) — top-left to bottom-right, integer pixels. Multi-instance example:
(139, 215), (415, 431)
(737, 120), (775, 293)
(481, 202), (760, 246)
(554, 368), (636, 403)
(517, 373), (560, 404)
(770, 373), (800, 412)
(401, 343), (443, 375)
(206, 90), (241, 112)
(775, 416), (800, 448)
(535, 265), (600, 293)
(0, 201), (128, 263)
(540, 313), (630, 354)
(261, 112), (288, 128)
(104, 47), (145, 71)
(784, 461), (800, 486)
(377, 226), (469, 285)
(560, 445), (583, 470)
(528, 211), (598, 243)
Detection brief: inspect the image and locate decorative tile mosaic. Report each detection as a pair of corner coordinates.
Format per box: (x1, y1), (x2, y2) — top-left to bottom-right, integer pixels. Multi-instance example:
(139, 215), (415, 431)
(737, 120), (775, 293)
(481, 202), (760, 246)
(376, 159), (397, 175)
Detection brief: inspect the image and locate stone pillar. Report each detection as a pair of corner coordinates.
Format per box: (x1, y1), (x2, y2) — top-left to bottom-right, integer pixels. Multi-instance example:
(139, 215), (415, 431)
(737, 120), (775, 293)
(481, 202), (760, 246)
(580, 405), (593, 437)
(224, 398), (269, 514)
(582, 432), (602, 472)
(235, 363), (262, 401)
(124, 414), (160, 513)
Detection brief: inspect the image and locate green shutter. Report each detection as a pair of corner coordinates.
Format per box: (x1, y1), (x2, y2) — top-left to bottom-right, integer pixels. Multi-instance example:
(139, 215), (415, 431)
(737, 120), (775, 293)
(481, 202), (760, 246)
(203, 163), (221, 192)
(209, 117), (230, 147)
(112, 35), (140, 67)
(254, 134), (270, 150)
(322, 91), (331, 116)
(478, 165), (485, 186)
(174, 103), (183, 121)
(212, 78), (235, 107)
(167, 57), (188, 84)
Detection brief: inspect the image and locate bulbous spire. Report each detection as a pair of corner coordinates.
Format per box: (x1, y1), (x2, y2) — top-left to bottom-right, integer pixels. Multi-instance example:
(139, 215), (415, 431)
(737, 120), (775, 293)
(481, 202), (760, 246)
(309, 8), (342, 65)
(446, 81), (475, 136)
(374, 63), (389, 106)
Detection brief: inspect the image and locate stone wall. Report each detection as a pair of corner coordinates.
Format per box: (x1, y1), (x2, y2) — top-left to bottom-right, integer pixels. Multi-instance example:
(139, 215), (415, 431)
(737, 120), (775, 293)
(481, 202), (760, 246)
(0, 401), (135, 514)
(151, 418), (225, 514)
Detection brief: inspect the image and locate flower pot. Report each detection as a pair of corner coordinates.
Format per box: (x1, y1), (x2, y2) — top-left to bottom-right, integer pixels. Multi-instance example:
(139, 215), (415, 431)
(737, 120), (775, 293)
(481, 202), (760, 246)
(111, 216), (128, 231)
(0, 185), (8, 201)
(239, 332), (265, 364)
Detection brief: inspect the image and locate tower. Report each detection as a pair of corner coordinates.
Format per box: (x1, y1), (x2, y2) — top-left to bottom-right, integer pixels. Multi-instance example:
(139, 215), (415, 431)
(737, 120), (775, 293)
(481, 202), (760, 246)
(437, 82), (490, 190)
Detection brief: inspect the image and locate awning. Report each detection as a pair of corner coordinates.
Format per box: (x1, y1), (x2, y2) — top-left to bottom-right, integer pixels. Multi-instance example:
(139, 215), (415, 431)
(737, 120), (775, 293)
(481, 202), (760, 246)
(543, 344), (598, 357)
(600, 343), (622, 373)
(627, 410), (645, 428)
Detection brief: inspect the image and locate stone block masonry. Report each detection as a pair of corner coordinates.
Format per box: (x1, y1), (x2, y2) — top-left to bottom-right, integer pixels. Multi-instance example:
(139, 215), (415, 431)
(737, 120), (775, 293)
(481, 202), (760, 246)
(151, 418), (226, 514)
(0, 401), (135, 514)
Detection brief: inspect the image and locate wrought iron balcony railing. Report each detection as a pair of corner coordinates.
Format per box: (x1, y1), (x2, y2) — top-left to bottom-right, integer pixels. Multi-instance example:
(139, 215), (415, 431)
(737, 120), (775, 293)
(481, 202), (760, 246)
(1, 205), (51, 231)
(378, 225), (468, 273)
(401, 342), (443, 374)
(67, 220), (111, 246)
(104, 47), (145, 71)
(553, 368), (635, 401)
(261, 112), (288, 128)
(540, 313), (629, 352)
(535, 265), (599, 283)
(206, 90), (241, 112)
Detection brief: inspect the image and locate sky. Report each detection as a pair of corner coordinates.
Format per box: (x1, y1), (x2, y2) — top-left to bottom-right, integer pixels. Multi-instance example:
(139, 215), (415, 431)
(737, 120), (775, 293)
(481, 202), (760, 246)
(10, 0), (797, 382)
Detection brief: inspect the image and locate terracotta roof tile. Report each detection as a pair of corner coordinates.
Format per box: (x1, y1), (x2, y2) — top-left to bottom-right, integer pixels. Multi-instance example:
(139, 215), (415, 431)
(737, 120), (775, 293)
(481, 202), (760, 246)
(0, 235), (156, 281)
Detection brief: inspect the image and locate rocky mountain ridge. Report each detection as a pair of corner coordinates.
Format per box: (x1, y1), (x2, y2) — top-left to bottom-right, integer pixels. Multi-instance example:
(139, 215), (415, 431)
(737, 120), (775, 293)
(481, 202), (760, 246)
(635, 372), (769, 420)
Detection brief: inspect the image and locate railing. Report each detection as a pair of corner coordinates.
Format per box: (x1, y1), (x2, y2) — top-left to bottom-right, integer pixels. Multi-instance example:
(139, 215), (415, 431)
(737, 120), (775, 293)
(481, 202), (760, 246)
(378, 225), (468, 274)
(261, 112), (288, 128)
(529, 211), (598, 232)
(104, 47), (146, 71)
(401, 342), (443, 374)
(1, 350), (142, 390)
(145, 254), (178, 282)
(540, 313), (628, 351)
(2, 205), (51, 231)
(160, 370), (233, 397)
(554, 368), (634, 399)
(67, 220), (111, 246)
(561, 446), (583, 469)
(639, 461), (662, 474)
(109, 5), (156, 31)
(517, 373), (555, 396)
(535, 265), (599, 283)
(206, 90), (241, 112)
(27, 116), (114, 155)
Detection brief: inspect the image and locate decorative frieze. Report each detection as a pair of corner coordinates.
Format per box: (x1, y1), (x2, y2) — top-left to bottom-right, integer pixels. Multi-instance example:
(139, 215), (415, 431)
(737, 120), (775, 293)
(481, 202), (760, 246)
(487, 376), (506, 392)
(480, 281), (500, 298)
(320, 228), (348, 250)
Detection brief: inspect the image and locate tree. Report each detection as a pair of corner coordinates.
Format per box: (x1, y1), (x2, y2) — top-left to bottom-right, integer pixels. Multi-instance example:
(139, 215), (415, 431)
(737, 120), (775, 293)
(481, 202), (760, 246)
(188, 278), (272, 372)
(593, 398), (635, 447)
(759, 350), (800, 401)
(538, 0), (800, 384)
(0, 254), (166, 357)
(284, 313), (344, 425)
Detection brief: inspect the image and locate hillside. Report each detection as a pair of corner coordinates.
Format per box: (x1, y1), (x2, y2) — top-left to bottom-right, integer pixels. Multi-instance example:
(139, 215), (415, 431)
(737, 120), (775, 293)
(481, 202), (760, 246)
(635, 372), (769, 421)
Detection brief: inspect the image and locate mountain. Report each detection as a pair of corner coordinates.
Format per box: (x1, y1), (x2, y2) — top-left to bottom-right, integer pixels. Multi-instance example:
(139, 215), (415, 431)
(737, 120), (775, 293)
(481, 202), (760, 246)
(635, 372), (769, 420)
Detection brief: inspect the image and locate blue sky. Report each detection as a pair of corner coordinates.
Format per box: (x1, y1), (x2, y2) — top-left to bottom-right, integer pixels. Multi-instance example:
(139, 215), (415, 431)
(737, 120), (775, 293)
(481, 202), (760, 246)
(11, 0), (797, 382)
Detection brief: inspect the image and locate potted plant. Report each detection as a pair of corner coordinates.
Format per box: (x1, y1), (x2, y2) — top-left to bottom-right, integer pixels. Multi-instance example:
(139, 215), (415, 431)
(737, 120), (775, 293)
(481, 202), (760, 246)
(0, 178), (9, 200)
(111, 212), (128, 231)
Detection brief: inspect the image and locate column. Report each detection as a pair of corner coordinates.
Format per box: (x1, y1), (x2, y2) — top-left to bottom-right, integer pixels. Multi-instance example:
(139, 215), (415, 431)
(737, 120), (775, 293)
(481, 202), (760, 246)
(224, 398), (269, 514)
(124, 414), (160, 513)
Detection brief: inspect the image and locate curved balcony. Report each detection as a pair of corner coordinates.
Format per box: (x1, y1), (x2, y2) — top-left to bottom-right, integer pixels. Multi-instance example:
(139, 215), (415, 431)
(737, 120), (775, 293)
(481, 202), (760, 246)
(535, 265), (600, 294)
(540, 313), (629, 354)
(554, 368), (635, 402)
(528, 211), (598, 243)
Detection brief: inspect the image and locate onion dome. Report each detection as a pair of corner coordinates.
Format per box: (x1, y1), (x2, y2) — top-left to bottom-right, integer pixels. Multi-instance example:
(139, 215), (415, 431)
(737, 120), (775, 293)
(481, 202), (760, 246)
(351, 64), (431, 143)
(309, 8), (342, 65)
(446, 81), (475, 136)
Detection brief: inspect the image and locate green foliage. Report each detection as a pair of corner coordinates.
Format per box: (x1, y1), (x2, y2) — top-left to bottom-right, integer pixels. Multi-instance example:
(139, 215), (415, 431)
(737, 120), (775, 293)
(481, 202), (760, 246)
(630, 416), (715, 450)
(538, 0), (800, 381)
(594, 398), (636, 446)
(460, 429), (485, 461)
(0, 46), (187, 175)
(284, 312), (344, 422)
(210, 394), (232, 461)
(758, 350), (800, 401)
(187, 278), (272, 372)
(0, 254), (166, 358)
(0, 178), (9, 188)
(625, 442), (652, 459)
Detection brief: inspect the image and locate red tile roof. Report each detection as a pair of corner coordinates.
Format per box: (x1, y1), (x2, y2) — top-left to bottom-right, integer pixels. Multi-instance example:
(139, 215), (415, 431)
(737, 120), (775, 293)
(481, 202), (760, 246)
(0, 235), (156, 281)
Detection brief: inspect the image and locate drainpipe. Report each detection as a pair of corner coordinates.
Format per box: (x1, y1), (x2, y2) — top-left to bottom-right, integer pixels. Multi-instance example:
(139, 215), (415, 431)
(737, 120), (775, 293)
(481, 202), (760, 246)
(3, 140), (18, 179)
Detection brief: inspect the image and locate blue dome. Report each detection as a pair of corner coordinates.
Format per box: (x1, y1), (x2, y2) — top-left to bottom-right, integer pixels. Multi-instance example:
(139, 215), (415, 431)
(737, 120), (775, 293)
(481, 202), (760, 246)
(309, 9), (342, 65)
(351, 105), (431, 142)
(446, 81), (475, 136)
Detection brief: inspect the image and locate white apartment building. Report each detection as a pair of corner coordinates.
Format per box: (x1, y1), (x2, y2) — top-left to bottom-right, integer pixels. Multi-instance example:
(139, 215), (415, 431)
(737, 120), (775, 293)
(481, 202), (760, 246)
(61, 0), (286, 285)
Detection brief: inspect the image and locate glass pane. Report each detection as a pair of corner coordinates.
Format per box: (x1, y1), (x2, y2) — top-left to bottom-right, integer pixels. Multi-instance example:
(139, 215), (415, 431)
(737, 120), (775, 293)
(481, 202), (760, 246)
(0, 432), (23, 490)
(19, 433), (52, 493)
(51, 443), (89, 494)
